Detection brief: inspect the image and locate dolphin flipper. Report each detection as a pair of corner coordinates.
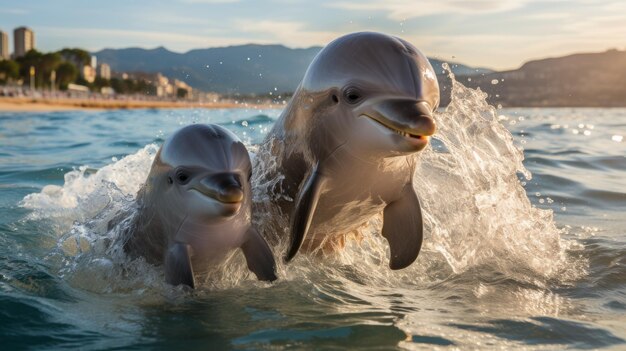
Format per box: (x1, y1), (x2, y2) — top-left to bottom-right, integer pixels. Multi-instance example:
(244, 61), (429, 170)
(165, 242), (195, 288)
(241, 227), (277, 282)
(286, 166), (327, 262)
(382, 184), (423, 270)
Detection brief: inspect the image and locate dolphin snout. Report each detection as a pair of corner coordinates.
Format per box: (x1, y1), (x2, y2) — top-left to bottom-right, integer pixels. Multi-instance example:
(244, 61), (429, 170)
(411, 101), (437, 137)
(358, 98), (437, 151)
(218, 184), (244, 203)
(196, 173), (244, 204)
(365, 99), (436, 137)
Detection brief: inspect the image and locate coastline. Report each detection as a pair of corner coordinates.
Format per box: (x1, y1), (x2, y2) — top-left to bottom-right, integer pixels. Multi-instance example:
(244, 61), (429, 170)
(0, 97), (279, 112)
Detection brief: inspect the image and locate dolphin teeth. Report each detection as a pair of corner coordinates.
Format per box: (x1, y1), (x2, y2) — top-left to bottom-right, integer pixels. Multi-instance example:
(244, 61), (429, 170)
(367, 115), (420, 138)
(392, 129), (411, 138)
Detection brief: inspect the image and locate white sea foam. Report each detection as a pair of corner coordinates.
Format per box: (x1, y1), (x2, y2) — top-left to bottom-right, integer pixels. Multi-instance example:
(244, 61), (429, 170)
(21, 144), (158, 216)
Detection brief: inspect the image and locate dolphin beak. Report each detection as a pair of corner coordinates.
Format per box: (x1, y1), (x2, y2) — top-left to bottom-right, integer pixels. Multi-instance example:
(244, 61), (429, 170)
(194, 173), (244, 204)
(359, 98), (436, 149)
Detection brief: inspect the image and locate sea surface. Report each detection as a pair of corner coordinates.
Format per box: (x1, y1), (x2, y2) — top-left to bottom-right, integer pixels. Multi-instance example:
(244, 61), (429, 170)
(1, 83), (625, 350)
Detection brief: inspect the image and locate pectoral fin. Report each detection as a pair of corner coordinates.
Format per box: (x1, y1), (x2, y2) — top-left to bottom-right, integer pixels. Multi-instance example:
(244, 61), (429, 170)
(285, 165), (327, 262)
(164, 242), (195, 288)
(382, 184), (423, 270)
(241, 227), (277, 282)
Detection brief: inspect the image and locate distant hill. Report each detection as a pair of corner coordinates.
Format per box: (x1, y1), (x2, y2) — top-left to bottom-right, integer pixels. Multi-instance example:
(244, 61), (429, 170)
(93, 45), (492, 94)
(95, 45), (626, 107)
(445, 49), (626, 107)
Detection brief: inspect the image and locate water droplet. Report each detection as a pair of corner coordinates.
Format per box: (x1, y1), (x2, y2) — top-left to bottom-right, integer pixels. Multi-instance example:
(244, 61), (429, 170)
(583, 130), (591, 136)
(467, 77), (472, 82)
(561, 206), (567, 211)
(247, 57), (250, 61)
(241, 121), (248, 127)
(539, 198), (545, 204)
(572, 129), (579, 135)
(612, 135), (623, 142)
(578, 123), (585, 128)
(535, 192), (541, 197)
(491, 79), (499, 85)
(547, 197), (554, 204)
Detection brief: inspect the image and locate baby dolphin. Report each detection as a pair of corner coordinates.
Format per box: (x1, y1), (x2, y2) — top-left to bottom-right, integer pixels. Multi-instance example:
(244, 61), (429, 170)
(257, 32), (439, 269)
(122, 124), (277, 288)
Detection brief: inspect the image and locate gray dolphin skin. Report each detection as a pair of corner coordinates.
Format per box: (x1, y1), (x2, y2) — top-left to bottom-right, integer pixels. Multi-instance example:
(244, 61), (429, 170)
(122, 124), (277, 288)
(258, 32), (439, 270)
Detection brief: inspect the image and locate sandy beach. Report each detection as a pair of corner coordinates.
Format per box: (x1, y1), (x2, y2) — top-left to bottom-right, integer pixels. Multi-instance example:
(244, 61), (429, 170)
(0, 97), (277, 112)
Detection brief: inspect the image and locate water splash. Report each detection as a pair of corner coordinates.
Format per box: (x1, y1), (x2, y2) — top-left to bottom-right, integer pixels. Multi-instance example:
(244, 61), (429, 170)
(413, 64), (585, 283)
(21, 144), (158, 218)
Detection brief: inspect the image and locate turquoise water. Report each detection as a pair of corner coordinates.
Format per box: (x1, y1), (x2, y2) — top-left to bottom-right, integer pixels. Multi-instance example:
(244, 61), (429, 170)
(1, 90), (625, 349)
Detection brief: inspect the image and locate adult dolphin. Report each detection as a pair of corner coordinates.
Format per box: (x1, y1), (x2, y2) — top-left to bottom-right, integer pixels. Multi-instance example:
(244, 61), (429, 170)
(257, 32), (439, 270)
(120, 124), (277, 288)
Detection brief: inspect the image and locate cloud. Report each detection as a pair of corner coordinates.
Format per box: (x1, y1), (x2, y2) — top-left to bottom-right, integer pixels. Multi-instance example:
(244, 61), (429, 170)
(327, 0), (536, 20)
(179, 0), (239, 4)
(133, 13), (214, 26)
(0, 8), (28, 15)
(236, 20), (340, 47)
(39, 26), (253, 52)
(523, 12), (570, 20)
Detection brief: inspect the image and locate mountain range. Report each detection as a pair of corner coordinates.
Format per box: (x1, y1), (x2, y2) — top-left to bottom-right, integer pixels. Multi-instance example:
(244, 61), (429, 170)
(94, 45), (626, 106)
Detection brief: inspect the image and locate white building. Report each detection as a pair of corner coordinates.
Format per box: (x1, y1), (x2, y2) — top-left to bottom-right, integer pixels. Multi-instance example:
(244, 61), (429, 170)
(0, 31), (8, 60)
(98, 63), (111, 80)
(13, 26), (34, 58)
(82, 65), (96, 83)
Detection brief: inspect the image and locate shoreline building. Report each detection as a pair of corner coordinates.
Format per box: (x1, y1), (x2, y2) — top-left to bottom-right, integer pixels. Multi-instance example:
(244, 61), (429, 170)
(98, 63), (111, 80)
(0, 30), (8, 60)
(80, 55), (97, 83)
(13, 26), (34, 58)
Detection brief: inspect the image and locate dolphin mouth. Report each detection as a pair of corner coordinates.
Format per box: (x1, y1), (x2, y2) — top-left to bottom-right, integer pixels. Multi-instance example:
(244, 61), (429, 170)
(190, 188), (243, 205)
(362, 114), (430, 141)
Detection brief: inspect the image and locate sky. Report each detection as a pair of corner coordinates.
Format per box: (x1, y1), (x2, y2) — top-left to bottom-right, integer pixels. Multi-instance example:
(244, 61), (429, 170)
(1, 0), (625, 70)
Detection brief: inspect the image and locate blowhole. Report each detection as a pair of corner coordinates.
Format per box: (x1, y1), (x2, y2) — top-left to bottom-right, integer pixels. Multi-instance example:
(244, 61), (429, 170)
(331, 94), (339, 103)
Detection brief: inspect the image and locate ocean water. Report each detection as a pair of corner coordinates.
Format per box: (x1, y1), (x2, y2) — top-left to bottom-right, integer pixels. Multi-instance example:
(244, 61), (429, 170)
(1, 82), (625, 350)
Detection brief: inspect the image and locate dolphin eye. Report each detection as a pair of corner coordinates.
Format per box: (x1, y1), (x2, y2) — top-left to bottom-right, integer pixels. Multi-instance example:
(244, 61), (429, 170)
(175, 169), (191, 184)
(344, 87), (362, 104)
